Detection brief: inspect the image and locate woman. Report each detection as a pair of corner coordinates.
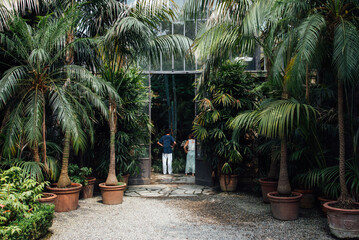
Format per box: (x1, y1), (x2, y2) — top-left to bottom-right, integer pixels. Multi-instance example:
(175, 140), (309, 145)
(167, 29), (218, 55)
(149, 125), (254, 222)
(184, 134), (195, 176)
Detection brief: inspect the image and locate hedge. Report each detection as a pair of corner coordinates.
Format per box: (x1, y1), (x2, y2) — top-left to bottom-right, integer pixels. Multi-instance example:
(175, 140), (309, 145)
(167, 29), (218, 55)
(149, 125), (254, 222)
(0, 204), (55, 240)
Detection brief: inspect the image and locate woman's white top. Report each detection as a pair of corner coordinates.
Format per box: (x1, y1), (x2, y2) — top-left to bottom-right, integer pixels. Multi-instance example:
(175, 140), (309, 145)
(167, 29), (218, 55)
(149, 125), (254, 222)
(188, 139), (195, 151)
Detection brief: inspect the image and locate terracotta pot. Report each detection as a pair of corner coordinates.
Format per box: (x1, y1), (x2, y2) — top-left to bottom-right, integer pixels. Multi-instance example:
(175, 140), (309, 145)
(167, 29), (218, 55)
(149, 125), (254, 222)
(267, 191), (303, 221)
(46, 183), (82, 212)
(81, 177), (96, 199)
(318, 196), (334, 214)
(99, 182), (127, 205)
(219, 174), (238, 192)
(294, 189), (316, 208)
(38, 193), (57, 205)
(323, 201), (359, 239)
(259, 178), (278, 203)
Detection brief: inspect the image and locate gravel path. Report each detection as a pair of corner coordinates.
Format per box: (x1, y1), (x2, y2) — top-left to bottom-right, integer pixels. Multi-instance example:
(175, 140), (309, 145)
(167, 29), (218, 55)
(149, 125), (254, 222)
(49, 192), (336, 240)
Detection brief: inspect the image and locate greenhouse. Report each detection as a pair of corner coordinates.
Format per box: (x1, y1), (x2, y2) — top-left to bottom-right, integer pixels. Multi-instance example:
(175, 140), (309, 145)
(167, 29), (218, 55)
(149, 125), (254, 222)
(0, 0), (358, 239)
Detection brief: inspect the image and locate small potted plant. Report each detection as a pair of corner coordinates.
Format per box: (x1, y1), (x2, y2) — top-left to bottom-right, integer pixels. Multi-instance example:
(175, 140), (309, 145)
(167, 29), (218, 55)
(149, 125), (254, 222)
(219, 162), (242, 192)
(68, 164), (96, 199)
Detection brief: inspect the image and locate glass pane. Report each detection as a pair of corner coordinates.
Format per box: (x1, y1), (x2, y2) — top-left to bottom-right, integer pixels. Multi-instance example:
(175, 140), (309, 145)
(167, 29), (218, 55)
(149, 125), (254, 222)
(174, 23), (184, 71)
(162, 54), (172, 71)
(185, 57), (195, 71)
(185, 21), (195, 40)
(174, 0), (184, 8)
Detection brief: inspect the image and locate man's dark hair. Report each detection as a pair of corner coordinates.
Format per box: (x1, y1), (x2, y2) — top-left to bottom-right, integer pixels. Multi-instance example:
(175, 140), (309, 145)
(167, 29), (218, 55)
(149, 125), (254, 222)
(165, 128), (171, 134)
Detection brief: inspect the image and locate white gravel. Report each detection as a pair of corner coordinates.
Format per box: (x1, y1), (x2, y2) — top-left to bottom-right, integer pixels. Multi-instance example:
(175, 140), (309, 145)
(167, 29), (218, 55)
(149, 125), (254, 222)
(49, 193), (336, 240)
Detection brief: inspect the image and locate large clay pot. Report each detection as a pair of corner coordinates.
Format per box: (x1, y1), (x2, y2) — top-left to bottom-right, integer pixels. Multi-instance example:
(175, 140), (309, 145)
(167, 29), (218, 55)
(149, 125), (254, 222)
(82, 177), (96, 199)
(259, 178), (278, 203)
(219, 174), (238, 192)
(318, 196), (334, 214)
(267, 191), (303, 221)
(294, 189), (316, 208)
(99, 182), (127, 205)
(46, 183), (82, 212)
(38, 193), (57, 205)
(323, 201), (359, 239)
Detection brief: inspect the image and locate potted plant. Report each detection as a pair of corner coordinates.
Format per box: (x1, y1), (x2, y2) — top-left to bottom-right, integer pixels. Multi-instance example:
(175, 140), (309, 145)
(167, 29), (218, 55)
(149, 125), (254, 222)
(219, 163), (242, 192)
(193, 61), (261, 192)
(68, 164), (96, 199)
(321, 158), (359, 237)
(231, 93), (317, 220)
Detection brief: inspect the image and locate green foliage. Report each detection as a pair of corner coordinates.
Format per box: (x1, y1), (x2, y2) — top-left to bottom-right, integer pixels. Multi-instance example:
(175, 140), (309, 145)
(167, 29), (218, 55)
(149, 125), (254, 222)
(0, 204), (54, 240)
(194, 60), (261, 174)
(319, 159), (359, 201)
(0, 167), (53, 239)
(96, 67), (150, 177)
(68, 164), (92, 186)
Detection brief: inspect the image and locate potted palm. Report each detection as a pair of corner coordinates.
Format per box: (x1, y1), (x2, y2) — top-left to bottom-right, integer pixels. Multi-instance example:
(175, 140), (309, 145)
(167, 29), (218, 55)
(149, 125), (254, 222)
(0, 12), (118, 212)
(231, 91), (317, 221)
(194, 61), (261, 192)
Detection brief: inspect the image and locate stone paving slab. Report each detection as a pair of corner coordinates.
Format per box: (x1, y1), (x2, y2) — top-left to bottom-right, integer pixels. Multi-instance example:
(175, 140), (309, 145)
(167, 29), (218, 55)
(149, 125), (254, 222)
(125, 184), (216, 198)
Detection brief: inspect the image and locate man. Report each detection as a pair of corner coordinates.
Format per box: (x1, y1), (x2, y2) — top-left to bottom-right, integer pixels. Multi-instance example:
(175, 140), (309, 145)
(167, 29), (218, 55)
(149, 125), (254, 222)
(157, 129), (176, 175)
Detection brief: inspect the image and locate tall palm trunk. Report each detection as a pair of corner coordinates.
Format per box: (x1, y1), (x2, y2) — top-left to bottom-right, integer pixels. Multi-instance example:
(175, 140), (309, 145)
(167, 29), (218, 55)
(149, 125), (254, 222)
(42, 88), (49, 173)
(56, 26), (74, 188)
(305, 63), (310, 103)
(105, 99), (118, 185)
(33, 141), (41, 162)
(57, 130), (72, 187)
(277, 135), (291, 195)
(337, 80), (351, 204)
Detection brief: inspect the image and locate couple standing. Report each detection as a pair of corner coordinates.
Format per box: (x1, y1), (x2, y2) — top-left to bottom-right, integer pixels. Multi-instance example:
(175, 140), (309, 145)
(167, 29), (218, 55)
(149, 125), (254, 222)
(157, 129), (195, 176)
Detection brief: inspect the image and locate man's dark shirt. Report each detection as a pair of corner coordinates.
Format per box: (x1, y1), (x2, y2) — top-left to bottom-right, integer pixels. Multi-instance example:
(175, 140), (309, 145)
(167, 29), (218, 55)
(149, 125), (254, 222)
(159, 135), (175, 153)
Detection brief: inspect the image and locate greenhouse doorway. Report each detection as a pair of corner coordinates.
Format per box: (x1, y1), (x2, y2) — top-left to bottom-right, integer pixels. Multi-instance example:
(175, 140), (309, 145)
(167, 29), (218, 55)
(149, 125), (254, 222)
(150, 73), (196, 176)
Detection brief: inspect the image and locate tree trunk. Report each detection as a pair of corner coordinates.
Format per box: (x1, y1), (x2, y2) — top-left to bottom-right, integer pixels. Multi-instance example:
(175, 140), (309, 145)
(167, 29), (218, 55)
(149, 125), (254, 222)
(305, 63), (310, 103)
(337, 81), (351, 205)
(57, 131), (72, 188)
(277, 136), (291, 195)
(105, 100), (118, 186)
(42, 89), (49, 173)
(33, 141), (41, 162)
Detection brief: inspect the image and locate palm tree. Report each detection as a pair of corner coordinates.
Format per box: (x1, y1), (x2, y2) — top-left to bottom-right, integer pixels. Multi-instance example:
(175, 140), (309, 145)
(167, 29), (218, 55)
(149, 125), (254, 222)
(99, 0), (191, 186)
(267, 0), (359, 206)
(0, 15), (117, 187)
(184, 0), (320, 196)
(0, 0), (48, 31)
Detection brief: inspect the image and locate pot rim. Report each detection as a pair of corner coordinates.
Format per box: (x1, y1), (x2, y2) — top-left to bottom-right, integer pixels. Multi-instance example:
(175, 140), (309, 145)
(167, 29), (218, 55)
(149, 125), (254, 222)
(317, 196), (334, 202)
(41, 192), (57, 198)
(46, 182), (82, 194)
(99, 182), (126, 190)
(267, 191), (303, 200)
(86, 177), (96, 184)
(323, 201), (359, 213)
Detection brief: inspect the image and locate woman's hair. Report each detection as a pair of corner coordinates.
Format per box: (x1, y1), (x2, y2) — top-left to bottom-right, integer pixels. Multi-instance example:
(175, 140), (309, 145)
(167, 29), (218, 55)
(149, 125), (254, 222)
(188, 133), (194, 139)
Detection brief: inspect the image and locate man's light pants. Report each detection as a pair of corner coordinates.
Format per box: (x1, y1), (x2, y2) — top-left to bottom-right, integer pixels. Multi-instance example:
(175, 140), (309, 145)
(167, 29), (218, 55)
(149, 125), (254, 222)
(162, 153), (172, 174)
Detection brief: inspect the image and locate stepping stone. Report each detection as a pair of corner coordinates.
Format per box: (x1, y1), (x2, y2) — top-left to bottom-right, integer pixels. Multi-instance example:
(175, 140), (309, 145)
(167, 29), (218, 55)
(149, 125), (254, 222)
(125, 192), (140, 197)
(138, 192), (164, 197)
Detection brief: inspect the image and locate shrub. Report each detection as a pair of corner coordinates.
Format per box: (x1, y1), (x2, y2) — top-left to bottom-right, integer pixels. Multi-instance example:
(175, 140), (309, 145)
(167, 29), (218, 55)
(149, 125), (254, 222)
(0, 167), (54, 239)
(0, 204), (55, 240)
(68, 164), (92, 186)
